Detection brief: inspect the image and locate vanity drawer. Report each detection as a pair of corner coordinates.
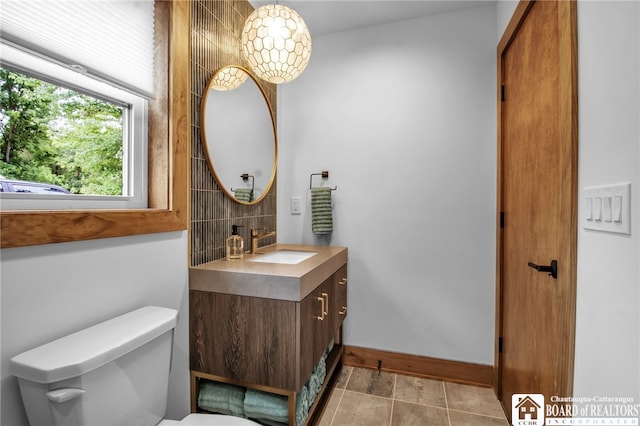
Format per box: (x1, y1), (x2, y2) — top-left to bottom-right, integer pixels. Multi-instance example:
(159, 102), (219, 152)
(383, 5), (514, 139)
(333, 264), (348, 302)
(333, 294), (347, 331)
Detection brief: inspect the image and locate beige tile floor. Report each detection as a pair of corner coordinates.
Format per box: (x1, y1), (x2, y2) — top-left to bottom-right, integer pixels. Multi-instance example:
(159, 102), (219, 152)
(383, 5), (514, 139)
(317, 367), (509, 426)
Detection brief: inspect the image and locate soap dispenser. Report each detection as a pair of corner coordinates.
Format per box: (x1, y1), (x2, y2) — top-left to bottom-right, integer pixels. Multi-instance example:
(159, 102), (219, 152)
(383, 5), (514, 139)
(226, 225), (244, 260)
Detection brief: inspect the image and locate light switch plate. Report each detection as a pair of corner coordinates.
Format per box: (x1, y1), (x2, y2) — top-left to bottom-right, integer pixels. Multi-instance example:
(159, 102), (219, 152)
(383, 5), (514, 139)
(583, 183), (631, 234)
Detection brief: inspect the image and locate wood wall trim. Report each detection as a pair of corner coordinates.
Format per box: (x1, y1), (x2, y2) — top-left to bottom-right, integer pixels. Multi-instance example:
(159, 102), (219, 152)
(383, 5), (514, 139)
(343, 346), (493, 388)
(0, 0), (189, 248)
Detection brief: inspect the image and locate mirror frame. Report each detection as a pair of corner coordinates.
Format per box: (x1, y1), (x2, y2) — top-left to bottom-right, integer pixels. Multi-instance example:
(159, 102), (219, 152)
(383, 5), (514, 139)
(200, 65), (278, 205)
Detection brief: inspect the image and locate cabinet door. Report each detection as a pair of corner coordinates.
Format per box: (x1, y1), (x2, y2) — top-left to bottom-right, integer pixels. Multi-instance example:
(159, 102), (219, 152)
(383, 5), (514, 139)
(332, 264), (347, 299)
(331, 264), (348, 334)
(190, 290), (297, 390)
(333, 295), (347, 334)
(298, 277), (331, 386)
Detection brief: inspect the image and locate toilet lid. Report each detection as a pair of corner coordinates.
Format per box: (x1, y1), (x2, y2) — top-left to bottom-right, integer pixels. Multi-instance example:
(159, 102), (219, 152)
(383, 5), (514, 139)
(179, 414), (261, 425)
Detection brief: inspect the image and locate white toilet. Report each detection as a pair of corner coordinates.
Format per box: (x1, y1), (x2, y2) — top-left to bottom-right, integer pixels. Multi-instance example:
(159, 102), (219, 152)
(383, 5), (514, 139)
(10, 306), (261, 426)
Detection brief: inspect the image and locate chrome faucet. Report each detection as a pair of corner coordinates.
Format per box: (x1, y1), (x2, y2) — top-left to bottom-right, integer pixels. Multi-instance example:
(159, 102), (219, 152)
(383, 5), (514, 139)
(250, 228), (276, 254)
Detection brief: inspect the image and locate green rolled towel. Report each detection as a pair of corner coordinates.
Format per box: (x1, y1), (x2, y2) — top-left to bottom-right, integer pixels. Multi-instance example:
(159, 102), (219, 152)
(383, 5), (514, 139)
(296, 384), (310, 426)
(308, 374), (321, 402)
(316, 362), (326, 386)
(234, 188), (253, 203)
(314, 351), (327, 382)
(326, 339), (334, 354)
(198, 381), (246, 417)
(311, 187), (333, 235)
(244, 389), (289, 424)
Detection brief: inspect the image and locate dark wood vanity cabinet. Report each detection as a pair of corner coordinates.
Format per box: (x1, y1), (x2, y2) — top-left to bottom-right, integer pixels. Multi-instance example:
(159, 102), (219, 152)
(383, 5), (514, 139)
(190, 263), (348, 394)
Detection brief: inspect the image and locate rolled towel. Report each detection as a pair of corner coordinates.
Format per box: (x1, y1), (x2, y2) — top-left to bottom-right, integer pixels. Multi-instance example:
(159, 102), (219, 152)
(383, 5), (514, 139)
(314, 352), (328, 384)
(198, 381), (246, 417)
(310, 187), (333, 235)
(309, 374), (321, 402)
(234, 188), (253, 203)
(244, 389), (289, 424)
(319, 350), (328, 365)
(302, 377), (314, 410)
(295, 384), (310, 426)
(326, 339), (334, 354)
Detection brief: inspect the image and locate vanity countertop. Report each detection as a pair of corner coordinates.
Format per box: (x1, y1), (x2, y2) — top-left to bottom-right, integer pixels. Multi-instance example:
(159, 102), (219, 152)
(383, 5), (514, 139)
(189, 244), (348, 301)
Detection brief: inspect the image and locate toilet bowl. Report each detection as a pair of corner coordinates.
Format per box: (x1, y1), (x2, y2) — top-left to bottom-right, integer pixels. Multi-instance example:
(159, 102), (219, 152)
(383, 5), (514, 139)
(10, 307), (261, 426)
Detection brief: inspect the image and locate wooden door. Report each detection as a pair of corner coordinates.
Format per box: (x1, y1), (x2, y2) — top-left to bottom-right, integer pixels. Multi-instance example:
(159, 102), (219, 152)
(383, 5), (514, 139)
(496, 0), (578, 418)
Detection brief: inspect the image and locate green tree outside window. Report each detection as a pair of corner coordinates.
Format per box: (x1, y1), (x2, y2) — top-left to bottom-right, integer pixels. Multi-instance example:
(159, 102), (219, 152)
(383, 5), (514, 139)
(0, 67), (124, 195)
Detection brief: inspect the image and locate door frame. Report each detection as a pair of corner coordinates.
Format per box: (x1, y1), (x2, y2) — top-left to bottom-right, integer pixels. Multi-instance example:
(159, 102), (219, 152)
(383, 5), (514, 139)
(494, 0), (579, 400)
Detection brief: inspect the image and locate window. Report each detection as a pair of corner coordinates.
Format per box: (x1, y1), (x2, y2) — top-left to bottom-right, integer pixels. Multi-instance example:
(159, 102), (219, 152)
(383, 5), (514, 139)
(0, 46), (148, 210)
(0, 0), (154, 210)
(0, 1), (189, 248)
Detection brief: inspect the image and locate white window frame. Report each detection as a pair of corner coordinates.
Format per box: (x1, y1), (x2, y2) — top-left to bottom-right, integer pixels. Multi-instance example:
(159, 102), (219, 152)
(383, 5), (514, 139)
(0, 43), (148, 210)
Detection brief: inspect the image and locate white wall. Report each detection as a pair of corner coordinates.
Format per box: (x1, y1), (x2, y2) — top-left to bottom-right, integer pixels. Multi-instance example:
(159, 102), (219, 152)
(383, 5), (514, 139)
(497, 0), (639, 401)
(573, 0), (640, 400)
(277, 4), (498, 365)
(0, 232), (191, 425)
(496, 0), (517, 41)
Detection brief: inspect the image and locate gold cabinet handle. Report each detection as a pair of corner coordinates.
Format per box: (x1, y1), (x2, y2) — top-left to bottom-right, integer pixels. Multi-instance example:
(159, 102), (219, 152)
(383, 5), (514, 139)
(317, 296), (325, 321)
(322, 292), (329, 315)
(339, 306), (347, 315)
(339, 278), (347, 286)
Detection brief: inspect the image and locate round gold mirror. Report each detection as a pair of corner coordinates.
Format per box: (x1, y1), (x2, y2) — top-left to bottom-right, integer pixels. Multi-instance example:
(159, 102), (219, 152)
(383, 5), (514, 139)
(201, 65), (277, 204)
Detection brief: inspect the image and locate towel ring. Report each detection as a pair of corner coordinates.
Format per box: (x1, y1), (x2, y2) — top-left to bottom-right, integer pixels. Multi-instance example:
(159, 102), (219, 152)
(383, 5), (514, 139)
(309, 171), (337, 190)
(231, 173), (254, 192)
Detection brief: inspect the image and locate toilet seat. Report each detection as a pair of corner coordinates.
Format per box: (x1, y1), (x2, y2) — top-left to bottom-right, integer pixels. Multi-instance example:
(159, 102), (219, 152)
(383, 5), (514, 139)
(159, 414), (261, 426)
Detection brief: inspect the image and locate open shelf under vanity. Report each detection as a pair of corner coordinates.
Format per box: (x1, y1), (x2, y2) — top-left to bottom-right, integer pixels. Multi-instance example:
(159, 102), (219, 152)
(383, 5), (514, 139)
(191, 341), (344, 425)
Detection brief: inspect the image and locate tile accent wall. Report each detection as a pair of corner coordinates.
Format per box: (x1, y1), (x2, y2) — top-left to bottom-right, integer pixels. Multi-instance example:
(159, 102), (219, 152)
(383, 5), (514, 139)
(190, 0), (277, 266)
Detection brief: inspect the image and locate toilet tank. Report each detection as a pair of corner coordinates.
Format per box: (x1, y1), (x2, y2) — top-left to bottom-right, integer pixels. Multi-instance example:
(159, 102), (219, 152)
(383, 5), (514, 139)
(10, 306), (178, 426)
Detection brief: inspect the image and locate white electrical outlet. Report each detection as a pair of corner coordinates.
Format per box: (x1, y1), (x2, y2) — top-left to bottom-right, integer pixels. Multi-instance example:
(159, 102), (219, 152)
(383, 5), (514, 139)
(290, 197), (302, 215)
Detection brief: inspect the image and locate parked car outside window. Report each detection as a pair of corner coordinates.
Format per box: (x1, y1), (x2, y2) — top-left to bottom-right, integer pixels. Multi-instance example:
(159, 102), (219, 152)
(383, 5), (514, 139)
(0, 179), (71, 194)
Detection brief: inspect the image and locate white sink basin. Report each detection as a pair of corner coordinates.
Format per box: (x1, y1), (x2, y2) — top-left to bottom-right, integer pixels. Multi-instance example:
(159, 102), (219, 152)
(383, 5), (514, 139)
(249, 250), (318, 265)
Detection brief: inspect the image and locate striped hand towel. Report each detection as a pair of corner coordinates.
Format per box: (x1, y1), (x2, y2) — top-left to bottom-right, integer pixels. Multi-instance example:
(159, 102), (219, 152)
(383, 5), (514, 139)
(311, 187), (333, 235)
(233, 188), (253, 203)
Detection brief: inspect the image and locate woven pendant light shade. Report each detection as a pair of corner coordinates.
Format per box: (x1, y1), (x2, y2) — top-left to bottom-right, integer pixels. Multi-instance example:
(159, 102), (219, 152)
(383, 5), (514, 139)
(210, 66), (249, 91)
(242, 4), (312, 84)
